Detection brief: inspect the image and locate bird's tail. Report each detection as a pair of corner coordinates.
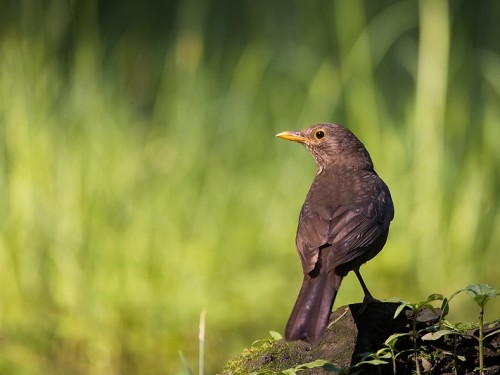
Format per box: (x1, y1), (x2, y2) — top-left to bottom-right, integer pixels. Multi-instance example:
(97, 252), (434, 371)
(285, 271), (342, 344)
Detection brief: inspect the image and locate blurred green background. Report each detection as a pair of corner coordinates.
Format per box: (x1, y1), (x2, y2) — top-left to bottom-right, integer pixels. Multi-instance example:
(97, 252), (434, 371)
(0, 0), (499, 374)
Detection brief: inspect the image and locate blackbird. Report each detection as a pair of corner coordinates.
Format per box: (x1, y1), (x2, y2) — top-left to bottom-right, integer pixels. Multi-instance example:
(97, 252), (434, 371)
(276, 123), (394, 344)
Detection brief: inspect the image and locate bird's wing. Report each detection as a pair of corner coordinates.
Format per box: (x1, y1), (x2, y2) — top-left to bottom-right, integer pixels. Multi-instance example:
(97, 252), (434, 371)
(295, 203), (333, 273)
(296, 183), (393, 274)
(329, 186), (393, 265)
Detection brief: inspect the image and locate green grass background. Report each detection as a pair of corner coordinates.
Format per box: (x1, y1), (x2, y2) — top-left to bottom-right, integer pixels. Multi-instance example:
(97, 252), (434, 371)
(0, 1), (499, 374)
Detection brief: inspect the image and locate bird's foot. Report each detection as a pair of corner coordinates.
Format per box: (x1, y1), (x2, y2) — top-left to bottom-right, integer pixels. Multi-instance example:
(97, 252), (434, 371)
(355, 294), (380, 315)
(362, 294), (380, 304)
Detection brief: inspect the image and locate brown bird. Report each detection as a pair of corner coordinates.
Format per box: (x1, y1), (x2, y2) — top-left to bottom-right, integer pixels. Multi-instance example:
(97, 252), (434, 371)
(276, 123), (394, 344)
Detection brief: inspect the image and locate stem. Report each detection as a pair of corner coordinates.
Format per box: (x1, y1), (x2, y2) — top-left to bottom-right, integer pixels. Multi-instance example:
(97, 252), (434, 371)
(453, 335), (458, 375)
(391, 347), (396, 375)
(413, 311), (421, 375)
(199, 310), (206, 375)
(478, 306), (484, 375)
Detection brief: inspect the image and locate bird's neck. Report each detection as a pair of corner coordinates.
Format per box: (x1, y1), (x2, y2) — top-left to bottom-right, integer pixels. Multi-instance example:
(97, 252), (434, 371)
(316, 163), (373, 176)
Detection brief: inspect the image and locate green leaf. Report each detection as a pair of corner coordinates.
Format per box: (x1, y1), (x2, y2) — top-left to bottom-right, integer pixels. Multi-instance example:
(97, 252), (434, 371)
(466, 283), (498, 296)
(357, 359), (388, 366)
(393, 302), (410, 318)
(465, 284), (499, 308)
(375, 352), (393, 359)
(251, 338), (271, 346)
(384, 332), (409, 346)
(440, 297), (450, 318)
(439, 319), (455, 329)
(385, 297), (410, 304)
(421, 329), (461, 341)
(424, 293), (445, 304)
(415, 293), (444, 315)
(280, 359), (340, 374)
(484, 328), (500, 339)
(295, 359), (330, 369)
(358, 351), (380, 362)
(269, 331), (283, 340)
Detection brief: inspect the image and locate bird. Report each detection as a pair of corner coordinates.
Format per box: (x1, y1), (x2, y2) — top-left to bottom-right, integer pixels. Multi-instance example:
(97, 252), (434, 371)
(275, 123), (394, 344)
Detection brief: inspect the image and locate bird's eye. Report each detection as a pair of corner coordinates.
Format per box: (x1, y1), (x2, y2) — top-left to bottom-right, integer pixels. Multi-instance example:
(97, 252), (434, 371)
(314, 130), (325, 140)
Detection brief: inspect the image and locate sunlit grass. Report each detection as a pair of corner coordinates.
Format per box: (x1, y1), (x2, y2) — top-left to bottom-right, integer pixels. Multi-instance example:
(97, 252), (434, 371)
(0, 1), (499, 374)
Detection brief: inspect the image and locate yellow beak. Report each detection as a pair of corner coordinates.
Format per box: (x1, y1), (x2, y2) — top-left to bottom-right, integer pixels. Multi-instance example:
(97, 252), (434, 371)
(275, 131), (308, 143)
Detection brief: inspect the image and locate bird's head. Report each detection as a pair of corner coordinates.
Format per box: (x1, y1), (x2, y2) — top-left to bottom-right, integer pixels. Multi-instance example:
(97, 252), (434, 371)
(276, 123), (373, 171)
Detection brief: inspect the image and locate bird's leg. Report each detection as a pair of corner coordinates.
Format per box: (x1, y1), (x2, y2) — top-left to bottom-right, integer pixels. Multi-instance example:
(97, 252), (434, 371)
(354, 270), (379, 304)
(353, 270), (380, 316)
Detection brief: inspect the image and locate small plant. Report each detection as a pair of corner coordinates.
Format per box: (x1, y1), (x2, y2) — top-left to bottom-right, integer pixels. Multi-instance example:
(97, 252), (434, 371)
(357, 332), (410, 375)
(250, 330), (283, 347)
(422, 284), (500, 375)
(422, 320), (470, 375)
(465, 284), (500, 374)
(387, 293), (444, 375)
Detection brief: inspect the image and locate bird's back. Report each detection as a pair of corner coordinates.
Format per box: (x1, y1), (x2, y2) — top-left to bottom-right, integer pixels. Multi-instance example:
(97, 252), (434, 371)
(296, 166), (393, 275)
